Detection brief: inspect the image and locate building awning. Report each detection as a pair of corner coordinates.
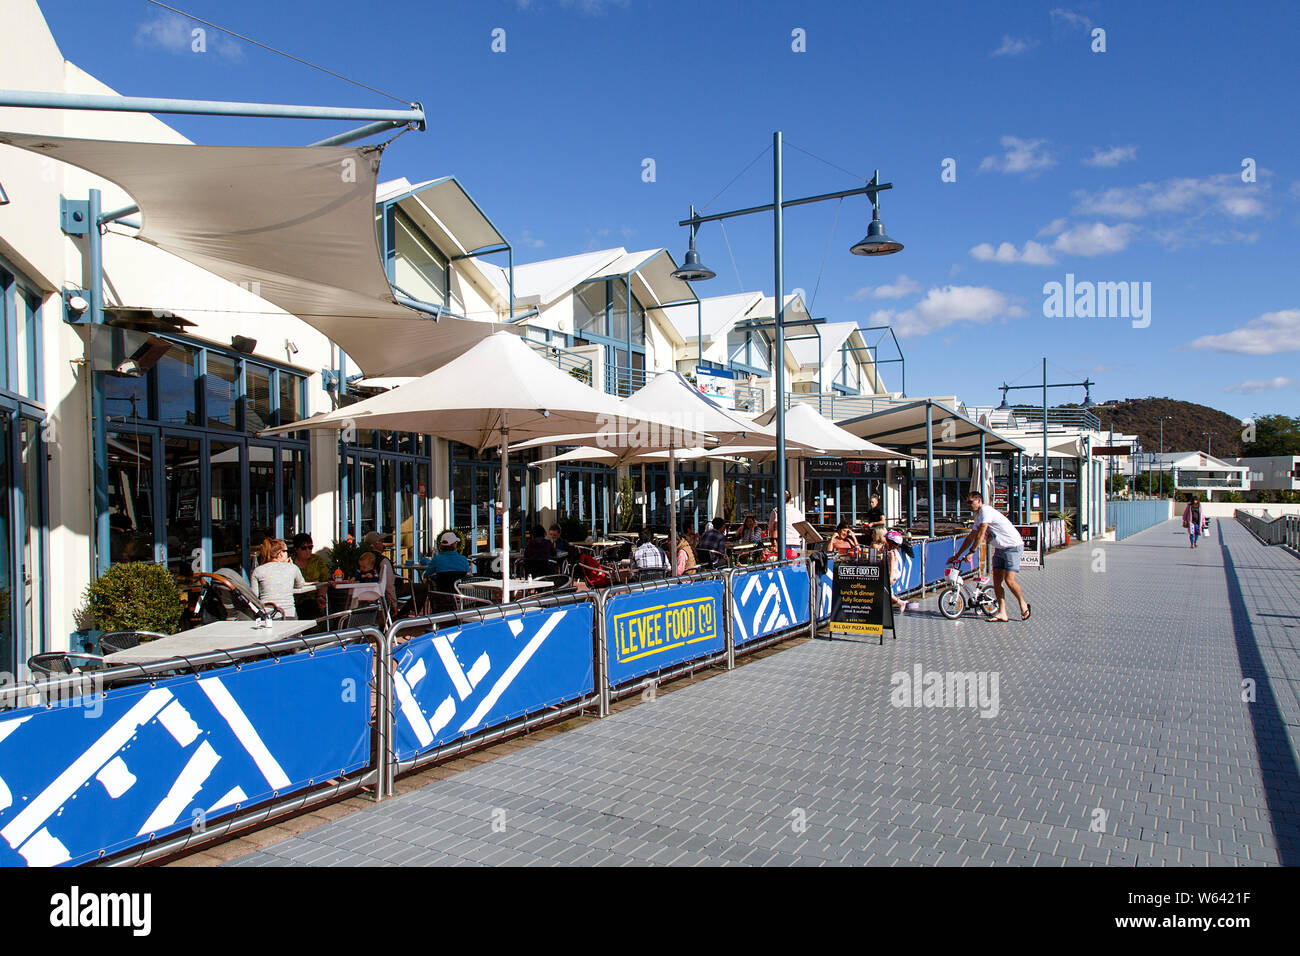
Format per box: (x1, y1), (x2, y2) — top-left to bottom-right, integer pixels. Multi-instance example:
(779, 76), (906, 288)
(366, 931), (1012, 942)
(836, 399), (1027, 456)
(377, 176), (505, 256)
(0, 132), (512, 377)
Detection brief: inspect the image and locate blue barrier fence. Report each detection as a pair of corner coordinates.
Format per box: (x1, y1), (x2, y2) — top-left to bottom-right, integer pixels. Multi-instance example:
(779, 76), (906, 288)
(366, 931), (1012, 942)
(1106, 499), (1172, 539)
(605, 578), (725, 686)
(2, 539), (1010, 867)
(0, 640), (376, 868)
(392, 601), (596, 761)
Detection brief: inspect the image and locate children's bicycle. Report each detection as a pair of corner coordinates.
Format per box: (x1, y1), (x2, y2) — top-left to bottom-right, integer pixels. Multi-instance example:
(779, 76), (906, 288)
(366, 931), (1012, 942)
(937, 566), (999, 620)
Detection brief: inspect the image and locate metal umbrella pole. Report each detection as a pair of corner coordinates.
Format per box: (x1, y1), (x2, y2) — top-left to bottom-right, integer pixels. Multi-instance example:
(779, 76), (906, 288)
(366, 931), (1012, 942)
(499, 411), (511, 604)
(668, 443), (678, 572)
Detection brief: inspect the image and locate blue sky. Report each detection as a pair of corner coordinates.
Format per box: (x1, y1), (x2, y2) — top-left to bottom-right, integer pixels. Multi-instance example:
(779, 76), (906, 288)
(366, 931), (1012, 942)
(36, 0), (1300, 420)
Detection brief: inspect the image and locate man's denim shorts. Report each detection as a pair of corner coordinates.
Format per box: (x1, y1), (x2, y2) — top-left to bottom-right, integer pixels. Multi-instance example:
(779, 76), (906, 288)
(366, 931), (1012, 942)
(992, 546), (1023, 572)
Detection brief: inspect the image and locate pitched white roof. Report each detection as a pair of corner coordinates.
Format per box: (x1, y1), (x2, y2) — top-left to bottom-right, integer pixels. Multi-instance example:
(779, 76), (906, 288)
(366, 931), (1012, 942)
(787, 320), (858, 369)
(666, 292), (765, 342)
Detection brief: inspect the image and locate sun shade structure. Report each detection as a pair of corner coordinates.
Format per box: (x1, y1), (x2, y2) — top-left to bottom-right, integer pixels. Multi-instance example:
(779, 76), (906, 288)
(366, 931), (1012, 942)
(755, 403), (914, 462)
(0, 132), (513, 378)
(836, 399), (1026, 538)
(260, 332), (712, 601)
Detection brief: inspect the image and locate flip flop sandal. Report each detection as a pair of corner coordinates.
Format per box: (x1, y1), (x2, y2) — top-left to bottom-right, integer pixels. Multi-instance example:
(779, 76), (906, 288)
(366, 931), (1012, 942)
(1021, 604), (1032, 621)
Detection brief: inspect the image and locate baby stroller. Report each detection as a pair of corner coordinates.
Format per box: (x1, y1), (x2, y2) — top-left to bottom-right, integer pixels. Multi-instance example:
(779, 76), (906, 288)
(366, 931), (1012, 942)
(575, 552), (611, 589)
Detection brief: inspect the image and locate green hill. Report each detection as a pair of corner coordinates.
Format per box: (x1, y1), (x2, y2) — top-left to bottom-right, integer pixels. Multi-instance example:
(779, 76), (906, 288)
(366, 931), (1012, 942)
(1080, 397), (1245, 457)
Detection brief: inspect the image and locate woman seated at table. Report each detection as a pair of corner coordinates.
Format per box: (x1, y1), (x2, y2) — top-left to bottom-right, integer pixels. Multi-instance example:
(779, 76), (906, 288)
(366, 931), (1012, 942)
(676, 525), (699, 577)
(738, 514), (764, 545)
(251, 538), (312, 619)
(827, 520), (861, 556)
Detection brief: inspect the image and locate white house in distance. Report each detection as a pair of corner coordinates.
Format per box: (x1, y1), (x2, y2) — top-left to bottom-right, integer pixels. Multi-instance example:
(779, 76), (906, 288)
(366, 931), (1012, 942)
(1137, 452), (1251, 500)
(1232, 456), (1300, 497)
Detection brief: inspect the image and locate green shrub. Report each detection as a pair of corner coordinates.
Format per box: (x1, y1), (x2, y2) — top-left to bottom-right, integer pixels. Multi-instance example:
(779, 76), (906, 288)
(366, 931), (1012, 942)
(326, 538), (363, 578)
(83, 562), (182, 634)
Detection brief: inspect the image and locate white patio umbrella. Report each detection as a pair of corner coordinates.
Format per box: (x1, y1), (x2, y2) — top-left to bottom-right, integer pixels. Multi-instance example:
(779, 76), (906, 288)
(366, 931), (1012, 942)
(515, 372), (810, 562)
(260, 332), (712, 601)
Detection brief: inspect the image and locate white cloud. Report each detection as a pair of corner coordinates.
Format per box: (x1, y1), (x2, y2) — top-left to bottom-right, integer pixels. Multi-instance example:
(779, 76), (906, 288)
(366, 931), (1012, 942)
(1224, 376), (1298, 394)
(517, 229), (546, 249)
(1051, 221), (1138, 256)
(1038, 218), (1068, 237)
(991, 36), (1036, 57)
(873, 286), (1026, 339)
(519, 0), (630, 12)
(1050, 8), (1092, 30)
(851, 275), (920, 300)
(1084, 145), (1138, 167)
(979, 136), (1055, 175)
(970, 240), (1057, 266)
(1186, 309), (1300, 355)
(135, 12), (242, 60)
(1074, 173), (1269, 220)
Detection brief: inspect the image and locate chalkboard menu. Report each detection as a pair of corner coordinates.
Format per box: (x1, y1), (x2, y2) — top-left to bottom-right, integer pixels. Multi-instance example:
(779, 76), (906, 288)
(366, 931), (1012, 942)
(829, 558), (895, 644)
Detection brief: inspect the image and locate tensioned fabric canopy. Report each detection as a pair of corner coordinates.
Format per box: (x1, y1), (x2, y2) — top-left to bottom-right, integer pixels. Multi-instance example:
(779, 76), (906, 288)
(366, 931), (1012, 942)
(0, 132), (513, 378)
(754, 402), (915, 461)
(836, 400), (1027, 456)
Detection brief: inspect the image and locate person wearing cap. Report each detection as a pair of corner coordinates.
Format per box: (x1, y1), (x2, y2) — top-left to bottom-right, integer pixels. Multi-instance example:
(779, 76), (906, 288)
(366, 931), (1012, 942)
(426, 531), (471, 579)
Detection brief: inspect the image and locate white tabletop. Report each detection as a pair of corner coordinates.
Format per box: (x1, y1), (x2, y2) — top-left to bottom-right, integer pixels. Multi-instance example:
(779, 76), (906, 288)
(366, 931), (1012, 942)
(106, 619), (317, 664)
(468, 578), (556, 592)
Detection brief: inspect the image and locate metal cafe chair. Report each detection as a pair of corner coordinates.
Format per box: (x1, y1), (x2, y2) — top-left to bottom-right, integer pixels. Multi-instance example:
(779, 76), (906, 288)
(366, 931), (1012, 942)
(455, 576), (499, 605)
(27, 652), (107, 676)
(98, 630), (169, 656)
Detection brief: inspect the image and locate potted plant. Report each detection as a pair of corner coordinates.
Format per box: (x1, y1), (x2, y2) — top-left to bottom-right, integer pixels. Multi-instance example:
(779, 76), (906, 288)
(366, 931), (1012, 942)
(615, 478), (635, 531)
(326, 538), (363, 579)
(82, 562), (183, 635)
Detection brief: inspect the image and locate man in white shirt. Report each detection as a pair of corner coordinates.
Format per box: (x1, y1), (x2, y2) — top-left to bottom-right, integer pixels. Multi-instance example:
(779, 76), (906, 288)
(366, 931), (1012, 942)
(949, 491), (1030, 623)
(768, 490), (805, 555)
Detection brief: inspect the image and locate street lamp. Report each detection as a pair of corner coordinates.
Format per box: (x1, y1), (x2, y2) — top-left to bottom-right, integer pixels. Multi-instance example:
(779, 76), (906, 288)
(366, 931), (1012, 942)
(996, 365), (1096, 524)
(673, 131), (902, 555)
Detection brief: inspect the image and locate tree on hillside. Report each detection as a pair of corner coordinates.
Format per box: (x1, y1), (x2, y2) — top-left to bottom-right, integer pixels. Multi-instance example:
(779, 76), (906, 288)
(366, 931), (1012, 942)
(1242, 414), (1300, 457)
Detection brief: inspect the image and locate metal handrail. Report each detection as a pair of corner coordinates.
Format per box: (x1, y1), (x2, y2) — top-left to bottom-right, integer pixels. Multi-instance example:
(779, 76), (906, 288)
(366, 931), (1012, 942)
(525, 338), (593, 383)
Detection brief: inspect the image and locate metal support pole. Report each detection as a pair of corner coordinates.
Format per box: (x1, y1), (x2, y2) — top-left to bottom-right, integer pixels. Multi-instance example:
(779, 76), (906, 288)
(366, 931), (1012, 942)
(308, 119), (405, 147)
(0, 89), (426, 127)
(88, 189), (110, 577)
(773, 131), (787, 557)
(925, 402), (935, 539)
(1042, 357), (1048, 525)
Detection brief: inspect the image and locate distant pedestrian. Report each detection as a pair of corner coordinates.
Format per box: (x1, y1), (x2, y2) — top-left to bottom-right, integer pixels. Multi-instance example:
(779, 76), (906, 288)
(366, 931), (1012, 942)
(1183, 495), (1203, 548)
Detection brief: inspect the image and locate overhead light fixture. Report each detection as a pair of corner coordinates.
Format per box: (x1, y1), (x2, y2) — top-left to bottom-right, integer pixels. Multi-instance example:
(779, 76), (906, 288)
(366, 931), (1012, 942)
(111, 335), (172, 377)
(67, 293), (89, 314)
(996, 386), (1011, 412)
(0, 180), (9, 206)
(850, 171), (904, 257)
(671, 205), (716, 282)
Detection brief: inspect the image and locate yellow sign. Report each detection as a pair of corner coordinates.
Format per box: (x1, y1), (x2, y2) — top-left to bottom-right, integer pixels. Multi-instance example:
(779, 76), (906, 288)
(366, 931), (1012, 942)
(829, 621), (883, 636)
(613, 596), (718, 664)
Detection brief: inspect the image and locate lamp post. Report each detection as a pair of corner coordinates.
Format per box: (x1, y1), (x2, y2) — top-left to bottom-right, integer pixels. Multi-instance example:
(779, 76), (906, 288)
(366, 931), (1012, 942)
(672, 131), (902, 555)
(996, 366), (1096, 527)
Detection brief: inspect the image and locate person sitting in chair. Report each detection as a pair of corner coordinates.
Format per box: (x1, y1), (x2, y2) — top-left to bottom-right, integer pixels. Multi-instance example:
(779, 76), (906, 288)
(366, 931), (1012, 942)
(523, 524), (555, 578)
(695, 517), (728, 568)
(425, 531), (471, 592)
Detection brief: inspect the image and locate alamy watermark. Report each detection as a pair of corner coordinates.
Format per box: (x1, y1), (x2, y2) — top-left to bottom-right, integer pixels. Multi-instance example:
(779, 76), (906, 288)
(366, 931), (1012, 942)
(1042, 274), (1151, 328)
(890, 663), (1000, 718)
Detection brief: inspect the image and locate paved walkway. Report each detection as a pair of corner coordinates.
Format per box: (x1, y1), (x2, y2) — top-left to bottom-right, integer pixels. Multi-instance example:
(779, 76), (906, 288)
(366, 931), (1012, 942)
(228, 518), (1300, 866)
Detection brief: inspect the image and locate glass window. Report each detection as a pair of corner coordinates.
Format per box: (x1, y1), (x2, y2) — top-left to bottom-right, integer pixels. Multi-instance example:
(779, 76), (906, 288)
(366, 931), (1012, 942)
(107, 430), (155, 565)
(164, 435), (202, 579)
(575, 282), (606, 336)
(205, 354), (239, 430)
(610, 280), (629, 341)
(0, 413), (12, 675)
(245, 364), (273, 434)
(22, 290), (40, 402)
(248, 444), (276, 548)
(209, 439), (243, 572)
(156, 343), (198, 426)
(21, 418), (45, 655)
(281, 447), (306, 538)
(100, 370), (150, 425)
(631, 301), (645, 342)
(393, 209), (448, 308)
(277, 371), (302, 426)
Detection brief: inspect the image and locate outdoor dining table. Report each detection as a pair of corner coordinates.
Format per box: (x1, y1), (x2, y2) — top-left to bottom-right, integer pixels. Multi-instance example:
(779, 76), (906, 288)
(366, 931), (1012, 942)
(104, 619), (318, 665)
(465, 577), (557, 602)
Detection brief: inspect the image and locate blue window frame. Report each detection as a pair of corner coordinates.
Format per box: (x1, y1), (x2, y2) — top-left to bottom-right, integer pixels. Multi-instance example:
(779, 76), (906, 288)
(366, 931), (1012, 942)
(98, 333), (310, 581)
(0, 260), (49, 675)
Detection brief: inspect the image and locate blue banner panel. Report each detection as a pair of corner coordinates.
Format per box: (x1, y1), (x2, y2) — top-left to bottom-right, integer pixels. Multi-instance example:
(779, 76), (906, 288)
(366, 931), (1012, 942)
(923, 537), (958, 587)
(892, 544), (923, 595)
(730, 564), (810, 647)
(818, 562), (834, 621)
(606, 580), (725, 686)
(393, 603), (596, 761)
(0, 644), (374, 867)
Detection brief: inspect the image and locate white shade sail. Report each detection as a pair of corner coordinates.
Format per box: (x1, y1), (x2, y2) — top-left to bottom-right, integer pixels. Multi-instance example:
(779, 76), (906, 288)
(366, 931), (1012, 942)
(0, 131), (513, 378)
(754, 403), (915, 461)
